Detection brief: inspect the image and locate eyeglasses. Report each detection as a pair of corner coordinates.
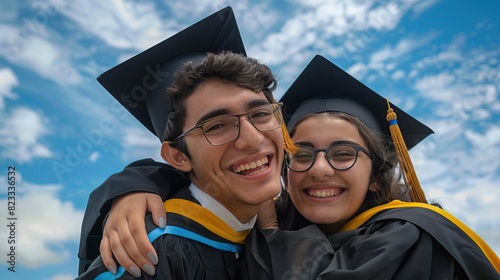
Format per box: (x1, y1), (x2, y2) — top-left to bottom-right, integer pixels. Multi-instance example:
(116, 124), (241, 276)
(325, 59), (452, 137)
(172, 103), (283, 146)
(285, 144), (371, 172)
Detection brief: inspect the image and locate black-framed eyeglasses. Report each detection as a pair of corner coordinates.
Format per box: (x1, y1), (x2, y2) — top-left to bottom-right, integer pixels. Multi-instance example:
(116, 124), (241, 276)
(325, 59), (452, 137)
(171, 103), (283, 146)
(285, 144), (371, 172)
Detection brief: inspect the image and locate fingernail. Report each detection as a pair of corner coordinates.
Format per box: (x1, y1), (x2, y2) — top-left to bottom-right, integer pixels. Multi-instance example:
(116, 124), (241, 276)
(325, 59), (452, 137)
(129, 266), (141, 278)
(147, 252), (158, 264)
(158, 217), (166, 228)
(108, 265), (117, 274)
(143, 264), (155, 276)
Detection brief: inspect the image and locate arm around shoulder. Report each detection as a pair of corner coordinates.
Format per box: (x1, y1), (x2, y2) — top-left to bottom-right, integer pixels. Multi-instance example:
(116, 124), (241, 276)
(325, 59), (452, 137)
(78, 158), (189, 275)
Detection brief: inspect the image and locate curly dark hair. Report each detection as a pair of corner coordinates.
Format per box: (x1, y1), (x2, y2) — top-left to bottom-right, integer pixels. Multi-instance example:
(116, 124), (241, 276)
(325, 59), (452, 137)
(163, 51), (277, 157)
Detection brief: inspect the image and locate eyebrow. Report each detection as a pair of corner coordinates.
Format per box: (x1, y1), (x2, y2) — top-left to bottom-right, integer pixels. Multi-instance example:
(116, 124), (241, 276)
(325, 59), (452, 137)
(195, 98), (271, 124)
(295, 140), (363, 148)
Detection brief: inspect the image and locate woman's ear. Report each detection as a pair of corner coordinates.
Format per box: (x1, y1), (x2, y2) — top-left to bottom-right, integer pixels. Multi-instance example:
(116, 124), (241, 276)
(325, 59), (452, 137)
(368, 175), (381, 193)
(161, 142), (192, 172)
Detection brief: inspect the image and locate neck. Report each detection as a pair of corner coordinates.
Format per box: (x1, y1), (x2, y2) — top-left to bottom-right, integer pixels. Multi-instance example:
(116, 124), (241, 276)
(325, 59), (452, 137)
(216, 198), (259, 224)
(188, 184), (257, 230)
(318, 222), (344, 235)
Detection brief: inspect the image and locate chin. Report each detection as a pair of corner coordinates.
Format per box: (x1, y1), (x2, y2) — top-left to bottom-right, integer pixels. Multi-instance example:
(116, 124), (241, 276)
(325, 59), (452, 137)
(300, 209), (337, 225)
(244, 188), (279, 204)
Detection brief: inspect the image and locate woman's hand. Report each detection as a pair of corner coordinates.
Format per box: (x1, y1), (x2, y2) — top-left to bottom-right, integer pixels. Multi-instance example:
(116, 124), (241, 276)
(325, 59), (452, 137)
(100, 192), (165, 277)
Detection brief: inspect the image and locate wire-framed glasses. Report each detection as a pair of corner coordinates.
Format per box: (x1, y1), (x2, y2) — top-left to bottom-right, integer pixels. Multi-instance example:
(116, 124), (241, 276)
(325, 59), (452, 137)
(285, 144), (371, 172)
(172, 103), (283, 146)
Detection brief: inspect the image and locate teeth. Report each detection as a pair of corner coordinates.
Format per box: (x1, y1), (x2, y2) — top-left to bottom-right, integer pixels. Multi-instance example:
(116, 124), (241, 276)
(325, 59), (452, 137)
(233, 157), (268, 173)
(307, 189), (340, 198)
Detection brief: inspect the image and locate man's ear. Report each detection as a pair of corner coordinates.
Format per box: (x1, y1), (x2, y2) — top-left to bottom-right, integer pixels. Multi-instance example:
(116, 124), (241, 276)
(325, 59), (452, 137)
(161, 142), (192, 172)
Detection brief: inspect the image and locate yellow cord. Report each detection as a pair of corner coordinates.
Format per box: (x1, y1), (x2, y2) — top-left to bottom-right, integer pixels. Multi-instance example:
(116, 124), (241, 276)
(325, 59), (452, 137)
(386, 99), (427, 203)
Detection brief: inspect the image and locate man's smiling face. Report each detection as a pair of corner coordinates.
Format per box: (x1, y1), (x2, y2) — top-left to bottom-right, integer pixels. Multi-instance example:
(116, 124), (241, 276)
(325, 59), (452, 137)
(168, 79), (284, 222)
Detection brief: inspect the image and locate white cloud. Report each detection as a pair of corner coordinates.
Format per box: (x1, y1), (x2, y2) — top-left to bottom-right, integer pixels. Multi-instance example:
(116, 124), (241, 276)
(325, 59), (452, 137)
(0, 107), (52, 163)
(50, 274), (75, 280)
(235, 3), (280, 38)
(0, 68), (19, 110)
(417, 153), (500, 256)
(0, 25), (81, 85)
(414, 72), (456, 101)
(252, 13), (318, 65)
(251, 0), (422, 68)
(121, 127), (162, 162)
(366, 1), (404, 30)
(165, 0), (227, 20)
(59, 0), (177, 51)
(370, 34), (437, 66)
(413, 49), (462, 70)
(88, 151), (100, 163)
(0, 178), (84, 268)
(430, 176), (500, 231)
(392, 69), (405, 80)
(347, 62), (369, 80)
(464, 126), (500, 172)
(410, 0), (441, 17)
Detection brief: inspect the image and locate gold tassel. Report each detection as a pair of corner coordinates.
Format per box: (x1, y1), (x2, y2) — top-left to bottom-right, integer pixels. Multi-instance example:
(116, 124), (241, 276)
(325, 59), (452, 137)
(273, 99), (298, 154)
(281, 122), (298, 154)
(386, 99), (427, 203)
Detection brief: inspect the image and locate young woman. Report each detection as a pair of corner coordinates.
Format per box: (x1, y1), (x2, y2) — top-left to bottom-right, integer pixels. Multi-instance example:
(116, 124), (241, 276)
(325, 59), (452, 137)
(79, 55), (500, 279)
(242, 55), (500, 279)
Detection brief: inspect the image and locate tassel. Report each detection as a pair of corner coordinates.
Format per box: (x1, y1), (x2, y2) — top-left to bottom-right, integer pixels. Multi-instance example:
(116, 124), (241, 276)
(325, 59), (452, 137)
(386, 99), (427, 203)
(273, 99), (298, 154)
(281, 122), (298, 154)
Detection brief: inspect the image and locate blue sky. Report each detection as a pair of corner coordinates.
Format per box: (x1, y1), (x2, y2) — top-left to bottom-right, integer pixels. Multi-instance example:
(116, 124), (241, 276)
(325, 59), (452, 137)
(0, 0), (499, 279)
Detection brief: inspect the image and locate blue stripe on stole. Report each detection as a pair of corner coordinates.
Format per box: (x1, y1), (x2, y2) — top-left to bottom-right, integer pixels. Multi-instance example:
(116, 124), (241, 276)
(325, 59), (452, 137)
(149, 226), (243, 252)
(94, 225), (242, 279)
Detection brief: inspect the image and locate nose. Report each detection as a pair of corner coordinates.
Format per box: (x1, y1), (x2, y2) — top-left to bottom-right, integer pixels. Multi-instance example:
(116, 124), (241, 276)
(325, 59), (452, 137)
(233, 116), (264, 150)
(308, 152), (335, 179)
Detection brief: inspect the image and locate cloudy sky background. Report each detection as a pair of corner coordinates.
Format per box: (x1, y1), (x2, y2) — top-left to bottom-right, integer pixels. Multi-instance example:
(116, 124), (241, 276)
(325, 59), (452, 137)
(0, 0), (499, 279)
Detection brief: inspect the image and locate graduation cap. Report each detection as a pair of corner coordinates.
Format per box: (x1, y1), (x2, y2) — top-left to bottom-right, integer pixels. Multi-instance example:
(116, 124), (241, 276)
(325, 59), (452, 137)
(280, 55), (433, 203)
(97, 6), (246, 140)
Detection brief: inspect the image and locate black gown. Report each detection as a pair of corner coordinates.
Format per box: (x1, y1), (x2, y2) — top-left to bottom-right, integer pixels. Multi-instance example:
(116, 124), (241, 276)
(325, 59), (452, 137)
(78, 159), (500, 279)
(76, 188), (246, 280)
(78, 159), (188, 274)
(242, 200), (500, 279)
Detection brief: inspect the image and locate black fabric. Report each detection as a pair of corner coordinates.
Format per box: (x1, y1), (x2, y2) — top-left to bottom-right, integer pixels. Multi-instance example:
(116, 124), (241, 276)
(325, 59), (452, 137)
(241, 206), (498, 280)
(77, 188), (240, 280)
(77, 158), (189, 275)
(78, 159), (499, 279)
(280, 55), (433, 150)
(98, 6), (245, 139)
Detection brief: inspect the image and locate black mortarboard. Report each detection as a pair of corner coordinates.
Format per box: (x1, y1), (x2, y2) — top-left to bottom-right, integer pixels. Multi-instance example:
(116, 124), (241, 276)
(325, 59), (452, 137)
(281, 55), (433, 203)
(97, 6), (246, 140)
(281, 55), (433, 150)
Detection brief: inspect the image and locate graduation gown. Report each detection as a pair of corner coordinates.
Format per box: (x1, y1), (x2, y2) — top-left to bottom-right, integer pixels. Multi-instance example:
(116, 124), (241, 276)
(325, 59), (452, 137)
(78, 159), (187, 274)
(242, 200), (500, 280)
(77, 188), (248, 280)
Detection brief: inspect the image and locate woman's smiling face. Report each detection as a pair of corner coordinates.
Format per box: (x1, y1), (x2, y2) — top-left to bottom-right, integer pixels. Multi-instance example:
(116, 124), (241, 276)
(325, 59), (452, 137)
(286, 113), (378, 231)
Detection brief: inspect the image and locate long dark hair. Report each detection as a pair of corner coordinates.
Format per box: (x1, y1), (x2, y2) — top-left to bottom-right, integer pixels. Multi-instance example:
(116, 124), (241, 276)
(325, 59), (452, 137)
(276, 112), (411, 230)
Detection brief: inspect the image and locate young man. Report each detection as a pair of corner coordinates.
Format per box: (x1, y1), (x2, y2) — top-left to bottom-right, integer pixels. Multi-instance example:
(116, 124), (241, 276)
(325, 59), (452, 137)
(77, 7), (292, 279)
